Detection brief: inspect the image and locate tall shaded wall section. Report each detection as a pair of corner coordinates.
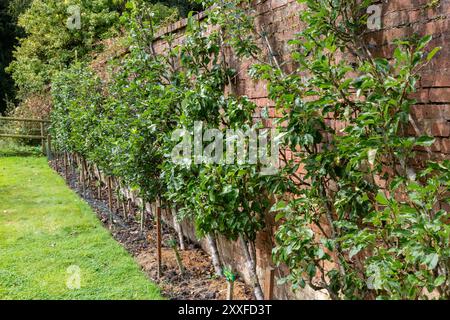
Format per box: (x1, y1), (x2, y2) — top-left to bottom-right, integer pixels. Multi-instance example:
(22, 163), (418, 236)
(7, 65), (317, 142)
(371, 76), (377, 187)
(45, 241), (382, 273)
(151, 0), (450, 299)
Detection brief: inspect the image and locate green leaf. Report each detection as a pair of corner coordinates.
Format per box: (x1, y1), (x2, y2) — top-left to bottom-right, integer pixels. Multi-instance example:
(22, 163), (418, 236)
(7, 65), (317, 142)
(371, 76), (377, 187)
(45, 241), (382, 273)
(434, 275), (446, 287)
(375, 192), (389, 206)
(271, 201), (287, 212)
(427, 47), (441, 62)
(416, 136), (435, 147)
(427, 253), (439, 270)
(418, 35), (432, 50)
(275, 212), (285, 222)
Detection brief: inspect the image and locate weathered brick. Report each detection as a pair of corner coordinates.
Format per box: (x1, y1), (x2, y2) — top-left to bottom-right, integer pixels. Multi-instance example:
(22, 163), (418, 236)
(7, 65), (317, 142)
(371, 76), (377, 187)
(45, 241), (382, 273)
(440, 138), (450, 154)
(411, 105), (450, 120)
(430, 88), (450, 103)
(432, 121), (450, 137)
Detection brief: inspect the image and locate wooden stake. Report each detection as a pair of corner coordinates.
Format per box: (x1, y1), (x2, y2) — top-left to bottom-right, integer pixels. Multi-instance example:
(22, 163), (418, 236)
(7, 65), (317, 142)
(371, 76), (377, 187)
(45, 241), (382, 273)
(64, 152), (68, 180)
(40, 122), (45, 154)
(157, 198), (162, 278)
(264, 267), (275, 300)
(80, 158), (86, 197)
(107, 177), (113, 224)
(227, 281), (234, 300)
(140, 204), (145, 233)
(46, 134), (52, 159)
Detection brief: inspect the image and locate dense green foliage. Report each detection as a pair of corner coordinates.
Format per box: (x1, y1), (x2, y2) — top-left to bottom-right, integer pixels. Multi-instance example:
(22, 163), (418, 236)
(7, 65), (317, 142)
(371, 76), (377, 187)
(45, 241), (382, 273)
(51, 0), (274, 299)
(7, 0), (124, 99)
(3, 0), (201, 116)
(252, 0), (450, 299)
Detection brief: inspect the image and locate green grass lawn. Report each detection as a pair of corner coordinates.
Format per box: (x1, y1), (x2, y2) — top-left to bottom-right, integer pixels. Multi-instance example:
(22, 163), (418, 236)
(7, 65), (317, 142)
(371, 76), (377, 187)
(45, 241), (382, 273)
(0, 155), (162, 300)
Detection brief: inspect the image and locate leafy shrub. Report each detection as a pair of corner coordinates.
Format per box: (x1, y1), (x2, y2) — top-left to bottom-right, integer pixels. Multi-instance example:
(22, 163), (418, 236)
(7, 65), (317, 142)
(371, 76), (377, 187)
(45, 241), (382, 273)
(7, 0), (123, 100)
(249, 0), (450, 299)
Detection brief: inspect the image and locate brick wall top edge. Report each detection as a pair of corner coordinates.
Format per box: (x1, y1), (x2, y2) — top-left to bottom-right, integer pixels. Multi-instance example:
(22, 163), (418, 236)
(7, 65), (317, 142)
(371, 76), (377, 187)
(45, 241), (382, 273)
(152, 0), (302, 41)
(153, 11), (207, 41)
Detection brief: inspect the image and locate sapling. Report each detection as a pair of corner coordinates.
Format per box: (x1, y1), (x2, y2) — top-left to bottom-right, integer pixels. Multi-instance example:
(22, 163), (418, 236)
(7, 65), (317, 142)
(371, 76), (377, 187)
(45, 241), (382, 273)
(223, 267), (236, 300)
(168, 237), (185, 275)
(171, 207), (186, 251)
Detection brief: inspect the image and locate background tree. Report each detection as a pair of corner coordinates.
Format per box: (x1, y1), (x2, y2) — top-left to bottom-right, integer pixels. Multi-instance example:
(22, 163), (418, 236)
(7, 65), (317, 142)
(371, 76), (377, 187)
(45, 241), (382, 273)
(7, 0), (124, 101)
(0, 0), (31, 115)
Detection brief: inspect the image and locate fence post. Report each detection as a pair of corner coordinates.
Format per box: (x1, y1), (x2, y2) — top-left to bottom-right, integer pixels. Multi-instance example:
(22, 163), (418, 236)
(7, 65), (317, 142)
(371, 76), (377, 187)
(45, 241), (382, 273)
(0, 117), (50, 145)
(46, 134), (52, 159)
(40, 122), (45, 154)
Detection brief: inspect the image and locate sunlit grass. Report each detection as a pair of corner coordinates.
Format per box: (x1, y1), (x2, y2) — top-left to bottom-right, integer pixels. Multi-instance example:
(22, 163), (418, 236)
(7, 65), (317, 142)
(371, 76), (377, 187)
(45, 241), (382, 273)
(0, 156), (162, 300)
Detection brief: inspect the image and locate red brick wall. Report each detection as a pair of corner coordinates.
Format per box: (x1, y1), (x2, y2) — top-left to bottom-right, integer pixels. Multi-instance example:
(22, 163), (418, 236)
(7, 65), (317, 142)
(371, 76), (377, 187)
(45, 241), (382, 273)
(370, 0), (450, 158)
(151, 0), (450, 299)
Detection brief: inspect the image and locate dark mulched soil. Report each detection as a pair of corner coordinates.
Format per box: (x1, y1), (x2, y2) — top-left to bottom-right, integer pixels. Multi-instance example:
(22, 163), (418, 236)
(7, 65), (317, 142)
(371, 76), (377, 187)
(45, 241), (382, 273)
(50, 159), (253, 300)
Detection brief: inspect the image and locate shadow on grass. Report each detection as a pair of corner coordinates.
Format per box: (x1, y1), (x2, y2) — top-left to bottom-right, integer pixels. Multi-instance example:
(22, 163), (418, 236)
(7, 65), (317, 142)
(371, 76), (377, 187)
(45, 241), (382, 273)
(0, 150), (42, 158)
(0, 140), (42, 158)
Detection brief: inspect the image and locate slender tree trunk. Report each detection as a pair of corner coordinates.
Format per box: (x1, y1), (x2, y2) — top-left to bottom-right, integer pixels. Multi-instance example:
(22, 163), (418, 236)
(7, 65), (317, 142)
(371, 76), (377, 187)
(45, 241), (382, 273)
(70, 153), (75, 175)
(239, 235), (264, 300)
(113, 178), (120, 214)
(75, 154), (80, 182)
(156, 198), (163, 278)
(97, 184), (102, 199)
(140, 201), (146, 233)
(107, 176), (113, 224)
(93, 165), (101, 199)
(64, 152), (68, 180)
(84, 159), (90, 186)
(248, 240), (257, 272)
(122, 201), (127, 220)
(171, 207), (185, 251)
(207, 233), (223, 276)
(171, 237), (185, 275)
(127, 199), (132, 219)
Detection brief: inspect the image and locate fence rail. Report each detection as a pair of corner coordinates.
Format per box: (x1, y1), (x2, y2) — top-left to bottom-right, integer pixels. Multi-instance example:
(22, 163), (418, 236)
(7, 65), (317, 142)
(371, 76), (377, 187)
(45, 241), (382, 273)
(0, 117), (50, 124)
(0, 117), (52, 156)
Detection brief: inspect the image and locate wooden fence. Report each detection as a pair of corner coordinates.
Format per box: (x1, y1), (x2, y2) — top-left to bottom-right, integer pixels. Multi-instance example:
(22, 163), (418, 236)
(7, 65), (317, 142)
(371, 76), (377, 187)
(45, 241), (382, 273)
(0, 117), (51, 156)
